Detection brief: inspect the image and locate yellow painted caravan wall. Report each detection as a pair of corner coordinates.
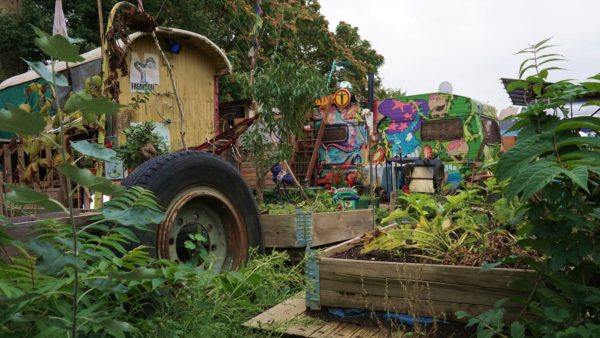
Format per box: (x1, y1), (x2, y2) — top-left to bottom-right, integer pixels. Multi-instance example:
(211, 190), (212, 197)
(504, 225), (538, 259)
(117, 35), (218, 150)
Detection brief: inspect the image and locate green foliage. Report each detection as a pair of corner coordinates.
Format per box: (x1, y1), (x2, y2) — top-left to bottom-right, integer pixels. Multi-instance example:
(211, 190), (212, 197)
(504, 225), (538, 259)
(101, 186), (165, 227)
(0, 195), (203, 337)
(137, 250), (304, 337)
(5, 184), (66, 212)
(0, 0), (384, 100)
(116, 121), (168, 170)
(471, 39), (600, 337)
(365, 180), (523, 265)
(71, 140), (118, 162)
(0, 103), (46, 135)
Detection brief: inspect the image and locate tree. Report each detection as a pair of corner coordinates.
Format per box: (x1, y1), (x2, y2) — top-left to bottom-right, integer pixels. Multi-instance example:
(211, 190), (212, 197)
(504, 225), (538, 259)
(0, 0), (385, 100)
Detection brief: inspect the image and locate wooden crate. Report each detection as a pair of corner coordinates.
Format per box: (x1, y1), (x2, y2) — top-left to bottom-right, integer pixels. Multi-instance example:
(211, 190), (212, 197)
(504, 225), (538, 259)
(260, 208), (374, 248)
(314, 225), (534, 321)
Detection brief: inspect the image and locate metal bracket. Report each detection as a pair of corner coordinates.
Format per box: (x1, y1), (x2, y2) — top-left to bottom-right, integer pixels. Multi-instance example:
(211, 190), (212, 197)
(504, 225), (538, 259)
(305, 247), (321, 310)
(295, 209), (313, 247)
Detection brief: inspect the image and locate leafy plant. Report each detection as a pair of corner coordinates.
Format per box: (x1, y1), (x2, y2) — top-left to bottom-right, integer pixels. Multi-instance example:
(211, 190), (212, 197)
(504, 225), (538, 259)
(0, 190), (203, 337)
(0, 26), (172, 337)
(364, 180), (525, 265)
(241, 54), (327, 202)
(116, 121), (168, 170)
(461, 38), (600, 337)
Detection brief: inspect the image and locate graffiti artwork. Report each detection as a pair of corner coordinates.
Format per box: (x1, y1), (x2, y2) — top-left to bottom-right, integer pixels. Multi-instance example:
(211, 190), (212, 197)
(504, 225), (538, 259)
(311, 91), (501, 187)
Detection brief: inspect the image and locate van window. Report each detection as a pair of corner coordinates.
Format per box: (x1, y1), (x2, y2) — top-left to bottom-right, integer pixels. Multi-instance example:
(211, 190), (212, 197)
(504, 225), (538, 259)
(421, 119), (463, 141)
(481, 117), (501, 144)
(322, 125), (348, 143)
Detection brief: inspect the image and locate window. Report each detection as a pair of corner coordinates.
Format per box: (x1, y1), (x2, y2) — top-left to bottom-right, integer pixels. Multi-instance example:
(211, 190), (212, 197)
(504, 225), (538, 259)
(421, 119), (463, 141)
(322, 125), (348, 144)
(481, 117), (501, 144)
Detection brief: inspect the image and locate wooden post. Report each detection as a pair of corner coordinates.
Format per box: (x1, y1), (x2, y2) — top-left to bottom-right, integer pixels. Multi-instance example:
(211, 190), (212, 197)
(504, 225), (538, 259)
(152, 31), (187, 150)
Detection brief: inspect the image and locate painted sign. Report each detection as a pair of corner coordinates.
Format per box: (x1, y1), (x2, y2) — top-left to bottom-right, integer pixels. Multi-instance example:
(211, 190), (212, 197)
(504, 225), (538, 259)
(130, 52), (160, 92)
(334, 89), (351, 108)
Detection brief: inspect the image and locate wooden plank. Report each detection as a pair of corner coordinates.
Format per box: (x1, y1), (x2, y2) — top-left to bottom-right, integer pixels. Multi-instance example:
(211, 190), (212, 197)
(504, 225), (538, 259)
(319, 258), (532, 290)
(320, 290), (522, 322)
(244, 294), (307, 329)
(244, 293), (396, 337)
(312, 209), (374, 247)
(261, 209), (375, 249)
(260, 214), (298, 248)
(319, 274), (525, 307)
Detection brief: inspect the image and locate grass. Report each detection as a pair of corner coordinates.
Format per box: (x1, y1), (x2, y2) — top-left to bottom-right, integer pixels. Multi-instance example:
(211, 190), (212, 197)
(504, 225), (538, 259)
(136, 250), (304, 337)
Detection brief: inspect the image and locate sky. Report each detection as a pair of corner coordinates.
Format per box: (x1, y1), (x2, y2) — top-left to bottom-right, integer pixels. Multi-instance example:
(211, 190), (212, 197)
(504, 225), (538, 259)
(319, 0), (600, 111)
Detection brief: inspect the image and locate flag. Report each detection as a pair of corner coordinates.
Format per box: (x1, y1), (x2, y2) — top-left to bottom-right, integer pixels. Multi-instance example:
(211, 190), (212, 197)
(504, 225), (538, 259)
(52, 0), (68, 36)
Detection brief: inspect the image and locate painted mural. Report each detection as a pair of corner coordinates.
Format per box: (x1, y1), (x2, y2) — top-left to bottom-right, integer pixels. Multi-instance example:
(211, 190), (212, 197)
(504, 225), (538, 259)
(374, 94), (500, 167)
(312, 92), (501, 187)
(313, 104), (368, 186)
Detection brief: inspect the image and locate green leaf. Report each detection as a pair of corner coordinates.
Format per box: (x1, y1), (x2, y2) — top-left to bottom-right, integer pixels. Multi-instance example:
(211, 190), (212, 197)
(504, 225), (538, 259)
(0, 104), (46, 135)
(108, 268), (158, 281)
(71, 140), (117, 162)
(101, 319), (138, 338)
(507, 80), (529, 92)
(26, 239), (85, 275)
(496, 132), (553, 181)
(553, 116), (600, 133)
(5, 184), (66, 212)
(32, 26), (84, 63)
(510, 321), (526, 338)
(582, 82), (600, 93)
(23, 60), (68, 87)
(101, 187), (164, 226)
(481, 261), (503, 272)
(64, 91), (123, 123)
(520, 162), (563, 200)
(57, 163), (124, 196)
(536, 288), (569, 308)
(543, 307), (570, 323)
(561, 167), (589, 193)
(533, 37), (553, 49)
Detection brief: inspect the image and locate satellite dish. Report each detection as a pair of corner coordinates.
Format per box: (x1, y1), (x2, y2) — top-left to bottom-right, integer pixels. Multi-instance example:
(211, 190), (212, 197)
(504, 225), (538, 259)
(338, 81), (352, 90)
(439, 81), (453, 94)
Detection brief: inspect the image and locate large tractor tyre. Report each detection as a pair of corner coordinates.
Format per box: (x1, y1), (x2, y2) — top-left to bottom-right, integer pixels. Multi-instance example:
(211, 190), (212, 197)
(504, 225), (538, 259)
(123, 150), (263, 272)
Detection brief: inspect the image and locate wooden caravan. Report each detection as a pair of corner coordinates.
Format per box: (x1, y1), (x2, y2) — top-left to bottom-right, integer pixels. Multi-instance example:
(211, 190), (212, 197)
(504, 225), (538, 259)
(0, 27), (232, 150)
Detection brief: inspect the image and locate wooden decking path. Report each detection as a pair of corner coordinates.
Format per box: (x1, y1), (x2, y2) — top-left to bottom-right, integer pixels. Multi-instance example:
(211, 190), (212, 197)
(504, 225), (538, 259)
(244, 293), (397, 337)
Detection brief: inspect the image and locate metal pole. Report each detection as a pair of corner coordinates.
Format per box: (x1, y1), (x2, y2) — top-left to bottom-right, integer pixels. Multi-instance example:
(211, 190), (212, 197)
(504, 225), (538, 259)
(367, 73), (375, 206)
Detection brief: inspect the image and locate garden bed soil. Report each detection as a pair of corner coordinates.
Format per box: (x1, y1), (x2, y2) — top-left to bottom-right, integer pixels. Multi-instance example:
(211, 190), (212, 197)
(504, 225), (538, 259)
(333, 232), (535, 270)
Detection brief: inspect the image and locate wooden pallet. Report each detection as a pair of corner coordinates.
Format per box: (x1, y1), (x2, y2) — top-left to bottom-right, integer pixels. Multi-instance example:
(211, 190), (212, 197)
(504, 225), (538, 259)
(244, 293), (393, 337)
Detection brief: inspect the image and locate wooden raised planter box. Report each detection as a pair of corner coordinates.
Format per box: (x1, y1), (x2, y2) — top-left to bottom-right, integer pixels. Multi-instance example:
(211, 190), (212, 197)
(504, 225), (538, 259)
(260, 209), (374, 248)
(311, 225), (534, 321)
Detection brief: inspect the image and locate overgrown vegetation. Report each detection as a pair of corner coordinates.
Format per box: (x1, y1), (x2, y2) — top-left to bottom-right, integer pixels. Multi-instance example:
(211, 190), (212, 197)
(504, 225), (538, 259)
(458, 38), (600, 337)
(362, 180), (528, 266)
(116, 121), (168, 170)
(0, 27), (301, 337)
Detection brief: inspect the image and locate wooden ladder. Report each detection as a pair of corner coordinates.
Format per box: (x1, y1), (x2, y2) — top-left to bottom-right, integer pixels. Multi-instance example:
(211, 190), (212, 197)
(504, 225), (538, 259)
(291, 105), (330, 185)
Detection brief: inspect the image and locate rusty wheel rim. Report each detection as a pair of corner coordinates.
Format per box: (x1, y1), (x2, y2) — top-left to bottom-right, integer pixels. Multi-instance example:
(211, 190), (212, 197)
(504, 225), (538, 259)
(158, 186), (248, 272)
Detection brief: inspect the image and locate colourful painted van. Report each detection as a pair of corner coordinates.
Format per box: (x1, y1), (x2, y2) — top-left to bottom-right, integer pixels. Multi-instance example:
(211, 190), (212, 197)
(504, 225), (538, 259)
(313, 92), (501, 188)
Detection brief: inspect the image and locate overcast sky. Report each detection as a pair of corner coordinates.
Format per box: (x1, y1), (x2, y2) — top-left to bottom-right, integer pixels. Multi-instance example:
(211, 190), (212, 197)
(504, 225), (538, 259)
(319, 0), (599, 111)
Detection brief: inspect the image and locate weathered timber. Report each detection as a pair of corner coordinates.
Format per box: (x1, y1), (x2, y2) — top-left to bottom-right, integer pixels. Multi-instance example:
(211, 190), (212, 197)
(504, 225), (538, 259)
(260, 208), (374, 248)
(316, 225), (534, 321)
(244, 292), (392, 337)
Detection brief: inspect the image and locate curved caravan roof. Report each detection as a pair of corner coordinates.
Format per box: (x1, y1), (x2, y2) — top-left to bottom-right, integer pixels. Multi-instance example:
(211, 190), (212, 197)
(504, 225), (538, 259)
(0, 27), (232, 90)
